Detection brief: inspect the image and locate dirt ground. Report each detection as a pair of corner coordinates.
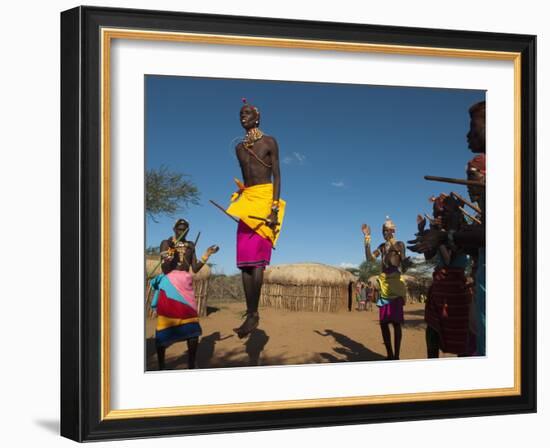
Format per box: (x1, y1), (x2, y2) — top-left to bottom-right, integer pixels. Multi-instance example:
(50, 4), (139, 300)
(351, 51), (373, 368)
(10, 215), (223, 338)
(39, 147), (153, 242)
(146, 301), (452, 370)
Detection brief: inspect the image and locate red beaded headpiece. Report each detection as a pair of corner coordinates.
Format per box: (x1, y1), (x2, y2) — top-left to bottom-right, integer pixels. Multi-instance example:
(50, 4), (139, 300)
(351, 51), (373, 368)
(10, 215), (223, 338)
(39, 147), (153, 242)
(467, 154), (486, 175)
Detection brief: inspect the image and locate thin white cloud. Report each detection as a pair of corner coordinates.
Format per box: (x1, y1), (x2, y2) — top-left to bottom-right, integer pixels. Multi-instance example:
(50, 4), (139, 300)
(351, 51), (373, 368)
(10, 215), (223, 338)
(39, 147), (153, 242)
(339, 262), (358, 269)
(293, 152), (306, 163)
(331, 181), (345, 188)
(282, 152), (306, 165)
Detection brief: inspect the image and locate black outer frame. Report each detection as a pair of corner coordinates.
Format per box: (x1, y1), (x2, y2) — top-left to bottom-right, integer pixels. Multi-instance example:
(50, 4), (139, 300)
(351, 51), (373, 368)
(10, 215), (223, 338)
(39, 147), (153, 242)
(60, 6), (536, 442)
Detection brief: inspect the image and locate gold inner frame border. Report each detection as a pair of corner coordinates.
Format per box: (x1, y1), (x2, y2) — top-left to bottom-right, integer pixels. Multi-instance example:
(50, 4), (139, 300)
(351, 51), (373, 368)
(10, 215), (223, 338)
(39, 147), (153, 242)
(100, 27), (522, 421)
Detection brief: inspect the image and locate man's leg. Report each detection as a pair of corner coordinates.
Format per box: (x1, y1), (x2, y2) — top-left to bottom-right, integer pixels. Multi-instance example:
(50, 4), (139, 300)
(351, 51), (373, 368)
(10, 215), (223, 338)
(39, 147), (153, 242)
(187, 337), (199, 369)
(235, 267), (262, 337)
(156, 345), (166, 370)
(425, 326), (440, 358)
(245, 267), (263, 313)
(392, 323), (402, 360)
(380, 323), (394, 360)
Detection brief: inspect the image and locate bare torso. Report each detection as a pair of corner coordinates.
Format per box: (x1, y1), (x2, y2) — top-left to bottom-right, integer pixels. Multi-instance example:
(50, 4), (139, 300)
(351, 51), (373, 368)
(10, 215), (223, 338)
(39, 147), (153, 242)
(160, 237), (199, 274)
(236, 135), (277, 186)
(378, 240), (406, 271)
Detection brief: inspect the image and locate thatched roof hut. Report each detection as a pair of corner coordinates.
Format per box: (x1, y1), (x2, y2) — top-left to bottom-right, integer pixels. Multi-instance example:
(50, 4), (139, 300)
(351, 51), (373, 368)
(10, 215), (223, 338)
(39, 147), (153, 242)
(145, 257), (211, 317)
(260, 263), (358, 312)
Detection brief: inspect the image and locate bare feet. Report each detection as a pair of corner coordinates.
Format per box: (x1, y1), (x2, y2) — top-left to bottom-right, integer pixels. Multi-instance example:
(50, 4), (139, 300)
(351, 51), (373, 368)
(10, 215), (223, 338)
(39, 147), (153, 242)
(234, 311), (260, 339)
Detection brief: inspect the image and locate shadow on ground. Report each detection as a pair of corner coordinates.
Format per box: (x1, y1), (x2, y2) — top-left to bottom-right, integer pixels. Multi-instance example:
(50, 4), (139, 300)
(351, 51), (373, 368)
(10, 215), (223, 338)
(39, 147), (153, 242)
(147, 329), (293, 370)
(206, 306), (221, 316)
(314, 329), (385, 362)
(405, 308), (427, 317)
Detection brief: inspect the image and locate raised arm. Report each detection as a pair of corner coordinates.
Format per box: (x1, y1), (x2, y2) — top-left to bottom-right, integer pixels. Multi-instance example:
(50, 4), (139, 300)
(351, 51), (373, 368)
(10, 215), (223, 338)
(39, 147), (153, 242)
(407, 224), (485, 254)
(191, 244), (220, 273)
(361, 224), (379, 262)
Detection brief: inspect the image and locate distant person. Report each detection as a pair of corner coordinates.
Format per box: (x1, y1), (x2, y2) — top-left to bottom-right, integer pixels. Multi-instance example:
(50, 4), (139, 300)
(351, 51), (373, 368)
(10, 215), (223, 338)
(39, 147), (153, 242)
(150, 218), (219, 369)
(361, 217), (411, 360)
(365, 281), (375, 311)
(356, 282), (366, 311)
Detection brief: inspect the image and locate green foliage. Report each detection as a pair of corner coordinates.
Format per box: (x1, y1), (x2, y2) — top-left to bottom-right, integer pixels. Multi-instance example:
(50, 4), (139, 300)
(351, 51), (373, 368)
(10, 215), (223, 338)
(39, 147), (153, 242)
(146, 165), (200, 222)
(344, 267), (360, 277)
(406, 256), (438, 279)
(145, 245), (160, 255)
(358, 260), (382, 282)
(207, 274), (244, 303)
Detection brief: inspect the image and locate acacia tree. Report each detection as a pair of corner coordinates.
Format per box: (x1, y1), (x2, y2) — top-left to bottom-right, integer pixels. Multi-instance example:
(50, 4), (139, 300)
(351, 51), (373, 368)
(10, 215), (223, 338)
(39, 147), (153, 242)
(358, 259), (382, 282)
(344, 260), (382, 282)
(146, 165), (200, 222)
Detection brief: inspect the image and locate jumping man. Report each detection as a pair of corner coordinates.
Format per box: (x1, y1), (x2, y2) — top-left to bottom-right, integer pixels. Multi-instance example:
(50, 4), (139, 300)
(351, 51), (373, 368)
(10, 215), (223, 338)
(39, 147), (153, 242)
(226, 99), (286, 338)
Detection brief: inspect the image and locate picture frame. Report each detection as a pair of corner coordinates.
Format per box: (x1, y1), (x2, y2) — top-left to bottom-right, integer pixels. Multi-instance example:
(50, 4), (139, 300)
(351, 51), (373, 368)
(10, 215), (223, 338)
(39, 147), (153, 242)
(60, 5), (536, 442)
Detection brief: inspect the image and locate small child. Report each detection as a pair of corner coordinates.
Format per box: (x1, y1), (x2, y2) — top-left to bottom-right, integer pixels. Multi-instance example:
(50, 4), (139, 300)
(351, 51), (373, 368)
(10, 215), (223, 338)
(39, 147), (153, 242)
(356, 283), (366, 311)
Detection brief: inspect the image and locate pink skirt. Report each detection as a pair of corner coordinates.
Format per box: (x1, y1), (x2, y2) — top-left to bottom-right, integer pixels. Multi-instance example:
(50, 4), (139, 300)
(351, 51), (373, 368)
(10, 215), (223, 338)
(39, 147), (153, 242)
(379, 297), (404, 324)
(236, 220), (273, 269)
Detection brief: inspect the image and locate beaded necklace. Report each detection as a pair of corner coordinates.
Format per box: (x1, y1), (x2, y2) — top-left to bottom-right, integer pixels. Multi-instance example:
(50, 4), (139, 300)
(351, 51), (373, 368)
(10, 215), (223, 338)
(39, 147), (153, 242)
(241, 128), (272, 168)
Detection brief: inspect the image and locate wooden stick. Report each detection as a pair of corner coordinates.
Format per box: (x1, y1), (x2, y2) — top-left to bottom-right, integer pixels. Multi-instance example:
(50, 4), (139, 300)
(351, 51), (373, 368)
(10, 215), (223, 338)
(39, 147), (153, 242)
(450, 191), (482, 214)
(248, 215), (280, 226)
(424, 214), (435, 225)
(424, 175), (485, 187)
(146, 227), (189, 279)
(210, 201), (277, 250)
(145, 282), (154, 317)
(209, 199), (239, 223)
(459, 206), (482, 224)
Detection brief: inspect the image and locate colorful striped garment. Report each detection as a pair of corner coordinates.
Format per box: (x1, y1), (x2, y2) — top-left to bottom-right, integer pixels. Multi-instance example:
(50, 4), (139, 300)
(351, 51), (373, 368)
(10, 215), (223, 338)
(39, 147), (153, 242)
(150, 270), (202, 347)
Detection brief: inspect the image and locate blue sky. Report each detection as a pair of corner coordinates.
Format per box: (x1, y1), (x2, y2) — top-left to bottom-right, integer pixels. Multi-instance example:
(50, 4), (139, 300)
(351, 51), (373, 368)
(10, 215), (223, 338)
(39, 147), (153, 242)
(145, 75), (485, 274)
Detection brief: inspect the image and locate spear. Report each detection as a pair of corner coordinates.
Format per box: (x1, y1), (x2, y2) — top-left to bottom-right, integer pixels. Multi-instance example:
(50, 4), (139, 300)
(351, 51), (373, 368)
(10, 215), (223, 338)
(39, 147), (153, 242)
(248, 215), (280, 226)
(248, 215), (280, 247)
(209, 200), (278, 249)
(424, 175), (485, 188)
(209, 199), (239, 223)
(450, 191), (482, 214)
(458, 206), (482, 225)
(424, 214), (435, 225)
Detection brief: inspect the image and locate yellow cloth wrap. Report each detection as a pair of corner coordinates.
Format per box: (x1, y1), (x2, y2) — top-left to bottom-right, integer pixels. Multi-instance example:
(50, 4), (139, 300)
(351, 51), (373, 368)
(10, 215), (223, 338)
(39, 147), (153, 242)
(156, 315), (200, 331)
(377, 272), (407, 299)
(226, 179), (286, 246)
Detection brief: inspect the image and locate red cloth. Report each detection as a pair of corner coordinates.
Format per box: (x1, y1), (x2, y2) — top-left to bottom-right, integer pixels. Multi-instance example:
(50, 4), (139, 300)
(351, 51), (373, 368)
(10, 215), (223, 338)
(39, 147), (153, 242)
(156, 290), (198, 320)
(379, 297), (404, 324)
(424, 267), (473, 354)
(236, 220), (273, 269)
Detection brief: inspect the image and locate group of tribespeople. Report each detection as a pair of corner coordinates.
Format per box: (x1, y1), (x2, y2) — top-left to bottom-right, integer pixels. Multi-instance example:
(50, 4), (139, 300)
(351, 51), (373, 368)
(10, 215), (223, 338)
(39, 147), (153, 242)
(148, 97), (486, 369)
(359, 100), (486, 360)
(412, 100), (486, 359)
(355, 281), (376, 311)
